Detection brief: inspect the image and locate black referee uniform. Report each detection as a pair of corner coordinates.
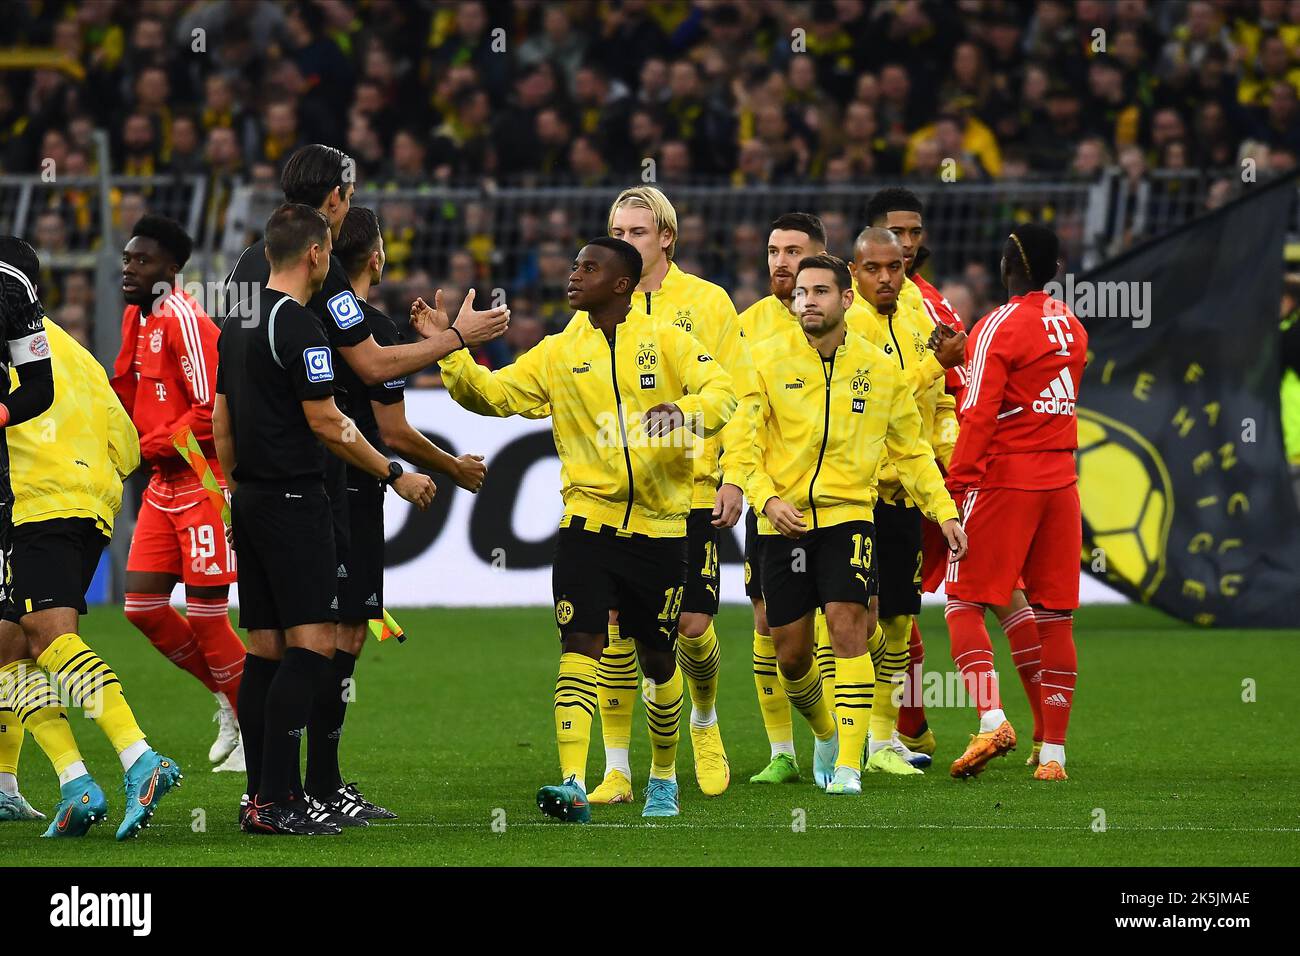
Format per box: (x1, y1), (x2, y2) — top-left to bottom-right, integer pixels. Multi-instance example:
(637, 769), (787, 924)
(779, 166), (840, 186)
(335, 298), (408, 619)
(225, 244), (374, 620)
(216, 288), (338, 631)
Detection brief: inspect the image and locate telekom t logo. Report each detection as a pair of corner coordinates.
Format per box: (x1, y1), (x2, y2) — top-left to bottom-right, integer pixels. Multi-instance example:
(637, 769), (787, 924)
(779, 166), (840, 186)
(1042, 314), (1074, 356)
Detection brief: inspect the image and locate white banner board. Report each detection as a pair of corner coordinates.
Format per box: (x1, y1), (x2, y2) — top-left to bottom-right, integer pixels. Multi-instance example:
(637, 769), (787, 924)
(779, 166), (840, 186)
(369, 390), (1127, 608)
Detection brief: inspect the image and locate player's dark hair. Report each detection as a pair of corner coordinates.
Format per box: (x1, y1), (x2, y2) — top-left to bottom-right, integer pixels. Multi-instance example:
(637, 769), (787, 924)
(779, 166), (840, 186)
(281, 144), (353, 208)
(1005, 222), (1060, 288)
(866, 187), (925, 226)
(334, 206), (382, 278)
(770, 212), (826, 246)
(0, 236), (40, 288)
(264, 203), (330, 270)
(130, 214), (194, 269)
(587, 236), (643, 283)
(797, 252), (852, 292)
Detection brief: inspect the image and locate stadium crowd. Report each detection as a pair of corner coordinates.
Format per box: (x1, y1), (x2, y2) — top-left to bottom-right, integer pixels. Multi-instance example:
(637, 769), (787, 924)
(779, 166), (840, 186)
(4, 0), (1300, 366)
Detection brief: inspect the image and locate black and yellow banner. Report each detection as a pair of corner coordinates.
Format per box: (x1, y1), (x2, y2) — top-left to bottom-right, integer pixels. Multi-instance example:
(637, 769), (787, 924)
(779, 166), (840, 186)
(1077, 172), (1300, 627)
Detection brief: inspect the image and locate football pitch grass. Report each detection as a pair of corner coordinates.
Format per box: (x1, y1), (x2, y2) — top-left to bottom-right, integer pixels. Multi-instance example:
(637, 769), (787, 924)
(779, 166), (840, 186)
(2, 603), (1296, 867)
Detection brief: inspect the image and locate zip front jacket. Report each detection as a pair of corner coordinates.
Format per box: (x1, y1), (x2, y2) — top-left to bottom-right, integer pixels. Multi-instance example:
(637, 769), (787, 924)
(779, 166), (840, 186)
(736, 320), (958, 535)
(863, 279), (958, 504)
(631, 263), (757, 507)
(439, 306), (736, 537)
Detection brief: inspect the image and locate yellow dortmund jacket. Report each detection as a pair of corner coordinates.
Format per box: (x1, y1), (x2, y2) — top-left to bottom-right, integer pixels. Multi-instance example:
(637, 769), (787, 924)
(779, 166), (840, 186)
(440, 306), (736, 537)
(737, 320), (957, 535)
(860, 279), (958, 505)
(9, 319), (140, 534)
(637, 263), (757, 508)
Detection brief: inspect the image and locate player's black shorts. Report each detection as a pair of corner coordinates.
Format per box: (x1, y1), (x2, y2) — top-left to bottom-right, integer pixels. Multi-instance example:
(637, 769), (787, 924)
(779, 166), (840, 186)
(760, 520), (878, 629)
(743, 507), (765, 601)
(232, 480), (338, 631)
(552, 518), (688, 651)
(874, 501), (923, 618)
(3, 517), (107, 623)
(682, 507), (720, 616)
(336, 467), (384, 621)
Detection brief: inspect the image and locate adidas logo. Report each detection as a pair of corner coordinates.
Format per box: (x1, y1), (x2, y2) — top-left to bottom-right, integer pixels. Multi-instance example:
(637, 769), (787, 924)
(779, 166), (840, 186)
(364, 593), (378, 607)
(1044, 692), (1071, 707)
(337, 564), (348, 579)
(330, 597), (339, 610)
(1032, 367), (1076, 415)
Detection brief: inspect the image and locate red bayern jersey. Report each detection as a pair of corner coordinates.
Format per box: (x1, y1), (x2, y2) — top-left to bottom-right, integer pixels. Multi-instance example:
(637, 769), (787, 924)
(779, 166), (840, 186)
(912, 272), (968, 399)
(946, 290), (1088, 493)
(110, 286), (223, 482)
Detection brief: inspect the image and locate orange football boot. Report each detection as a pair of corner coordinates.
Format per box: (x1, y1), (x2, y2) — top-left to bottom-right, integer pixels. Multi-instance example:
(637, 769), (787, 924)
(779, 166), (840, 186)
(949, 720), (1017, 779)
(1033, 760), (1068, 781)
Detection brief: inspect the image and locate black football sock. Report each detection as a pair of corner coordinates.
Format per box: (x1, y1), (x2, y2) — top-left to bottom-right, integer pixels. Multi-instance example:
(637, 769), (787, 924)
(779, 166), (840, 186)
(305, 649), (357, 798)
(260, 647), (331, 806)
(238, 654), (279, 802)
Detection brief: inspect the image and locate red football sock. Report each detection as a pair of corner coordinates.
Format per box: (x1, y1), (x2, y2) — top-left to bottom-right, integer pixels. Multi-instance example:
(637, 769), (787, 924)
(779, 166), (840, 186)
(945, 600), (1000, 716)
(125, 593), (219, 693)
(1035, 609), (1077, 746)
(186, 598), (246, 717)
(896, 618), (928, 738)
(999, 606), (1044, 742)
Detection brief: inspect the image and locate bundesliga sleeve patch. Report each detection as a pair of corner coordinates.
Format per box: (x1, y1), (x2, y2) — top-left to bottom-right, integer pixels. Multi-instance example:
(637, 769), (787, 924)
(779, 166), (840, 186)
(304, 346), (334, 383)
(326, 291), (364, 330)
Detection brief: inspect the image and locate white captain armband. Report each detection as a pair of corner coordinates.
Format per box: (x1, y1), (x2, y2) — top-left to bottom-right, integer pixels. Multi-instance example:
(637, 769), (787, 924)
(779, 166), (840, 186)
(9, 331), (50, 365)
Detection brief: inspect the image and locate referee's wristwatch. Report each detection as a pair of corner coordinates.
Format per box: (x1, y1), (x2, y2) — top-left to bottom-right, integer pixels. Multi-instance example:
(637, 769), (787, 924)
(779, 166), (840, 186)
(382, 461), (403, 486)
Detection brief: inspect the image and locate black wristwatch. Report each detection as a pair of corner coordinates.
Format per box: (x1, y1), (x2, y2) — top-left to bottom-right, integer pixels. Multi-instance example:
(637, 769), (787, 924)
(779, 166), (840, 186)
(382, 461), (403, 486)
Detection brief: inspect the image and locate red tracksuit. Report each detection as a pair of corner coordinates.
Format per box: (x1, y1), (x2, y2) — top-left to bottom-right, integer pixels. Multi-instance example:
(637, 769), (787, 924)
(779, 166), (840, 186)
(943, 291), (1088, 609)
(111, 288), (236, 586)
(914, 273), (968, 593)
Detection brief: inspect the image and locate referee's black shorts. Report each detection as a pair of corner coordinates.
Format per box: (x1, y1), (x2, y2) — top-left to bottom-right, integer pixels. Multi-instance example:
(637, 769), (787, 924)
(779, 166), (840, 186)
(681, 507), (720, 616)
(874, 500), (923, 618)
(3, 517), (107, 623)
(761, 520), (878, 629)
(232, 480), (338, 631)
(552, 518), (687, 652)
(336, 467), (384, 622)
(743, 507), (765, 601)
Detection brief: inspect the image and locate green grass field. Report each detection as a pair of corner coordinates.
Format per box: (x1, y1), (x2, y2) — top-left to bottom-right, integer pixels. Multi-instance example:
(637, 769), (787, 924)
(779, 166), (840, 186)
(2, 603), (1297, 866)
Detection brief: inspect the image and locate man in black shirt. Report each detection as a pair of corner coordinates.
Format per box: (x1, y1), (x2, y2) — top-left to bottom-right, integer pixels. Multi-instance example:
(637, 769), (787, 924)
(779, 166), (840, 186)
(223, 145), (508, 819)
(213, 204), (435, 836)
(301, 206), (490, 820)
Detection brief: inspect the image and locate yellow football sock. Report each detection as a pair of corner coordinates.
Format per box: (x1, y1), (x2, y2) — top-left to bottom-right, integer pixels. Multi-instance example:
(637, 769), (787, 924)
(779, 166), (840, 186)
(37, 635), (145, 755)
(644, 666), (683, 780)
(752, 631), (794, 750)
(814, 609), (836, 716)
(869, 616), (912, 743)
(779, 658), (835, 741)
(0, 707), (20, 775)
(833, 653), (875, 771)
(554, 652), (599, 787)
(0, 659), (83, 775)
(676, 622), (720, 718)
(596, 625), (636, 760)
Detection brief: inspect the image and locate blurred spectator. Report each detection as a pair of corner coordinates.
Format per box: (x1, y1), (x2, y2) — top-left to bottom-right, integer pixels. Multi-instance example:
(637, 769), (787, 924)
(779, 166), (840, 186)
(55, 302), (91, 348)
(517, 5), (588, 88)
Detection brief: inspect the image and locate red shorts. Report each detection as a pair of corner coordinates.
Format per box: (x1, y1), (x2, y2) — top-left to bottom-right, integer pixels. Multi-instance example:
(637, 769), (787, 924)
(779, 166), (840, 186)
(127, 476), (236, 587)
(920, 518), (948, 593)
(944, 485), (1081, 609)
(923, 519), (1027, 597)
